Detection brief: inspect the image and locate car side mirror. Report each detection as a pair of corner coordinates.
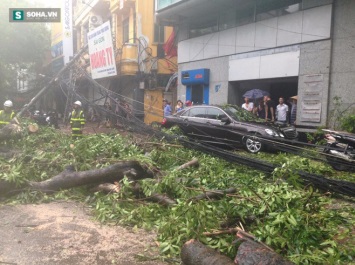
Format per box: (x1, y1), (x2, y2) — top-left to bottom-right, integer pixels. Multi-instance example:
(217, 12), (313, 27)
(220, 117), (231, 124)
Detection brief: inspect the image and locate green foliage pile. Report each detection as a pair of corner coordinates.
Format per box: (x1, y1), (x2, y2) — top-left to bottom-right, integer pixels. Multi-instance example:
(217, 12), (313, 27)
(1, 125), (354, 264)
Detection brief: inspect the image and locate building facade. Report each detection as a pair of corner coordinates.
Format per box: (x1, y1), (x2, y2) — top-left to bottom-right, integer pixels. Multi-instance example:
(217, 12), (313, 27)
(156, 0), (355, 130)
(72, 0), (177, 123)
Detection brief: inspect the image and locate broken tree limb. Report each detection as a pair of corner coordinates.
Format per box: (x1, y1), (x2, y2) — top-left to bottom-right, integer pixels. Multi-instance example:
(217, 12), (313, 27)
(145, 194), (177, 206)
(176, 158), (199, 171)
(181, 239), (234, 265)
(203, 228), (239, 237)
(91, 183), (121, 193)
(131, 183), (177, 206)
(28, 161), (155, 193)
(187, 188), (237, 202)
(234, 230), (295, 265)
(28, 123), (39, 133)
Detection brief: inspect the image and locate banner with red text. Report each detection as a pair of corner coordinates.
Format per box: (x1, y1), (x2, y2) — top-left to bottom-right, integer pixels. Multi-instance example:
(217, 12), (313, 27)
(88, 21), (117, 79)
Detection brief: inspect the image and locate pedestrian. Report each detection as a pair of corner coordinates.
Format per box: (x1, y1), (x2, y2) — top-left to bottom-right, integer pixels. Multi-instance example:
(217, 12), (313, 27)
(276, 97), (289, 124)
(175, 100), (184, 113)
(185, 100), (192, 107)
(104, 102), (112, 127)
(163, 99), (172, 117)
(264, 95), (275, 122)
(290, 95), (298, 125)
(255, 99), (265, 119)
(0, 100), (15, 129)
(241, 97), (254, 112)
(69, 101), (85, 139)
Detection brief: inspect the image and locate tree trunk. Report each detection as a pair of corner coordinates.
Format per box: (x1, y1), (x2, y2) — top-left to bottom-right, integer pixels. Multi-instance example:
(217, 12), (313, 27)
(235, 240), (294, 265)
(234, 230), (294, 265)
(28, 161), (155, 193)
(181, 239), (234, 265)
(0, 124), (22, 141)
(0, 180), (24, 198)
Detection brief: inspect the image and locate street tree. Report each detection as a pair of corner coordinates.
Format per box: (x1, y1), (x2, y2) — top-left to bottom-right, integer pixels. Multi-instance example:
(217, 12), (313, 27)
(0, 0), (50, 99)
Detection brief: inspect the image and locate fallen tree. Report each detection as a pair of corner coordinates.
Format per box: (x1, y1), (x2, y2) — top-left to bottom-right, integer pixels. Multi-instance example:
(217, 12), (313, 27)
(0, 161), (155, 196)
(28, 161), (155, 193)
(91, 158), (200, 206)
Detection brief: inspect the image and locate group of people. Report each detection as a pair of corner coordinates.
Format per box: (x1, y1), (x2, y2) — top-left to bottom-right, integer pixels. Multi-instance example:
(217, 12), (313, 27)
(0, 99), (85, 140)
(242, 95), (298, 125)
(163, 99), (192, 117)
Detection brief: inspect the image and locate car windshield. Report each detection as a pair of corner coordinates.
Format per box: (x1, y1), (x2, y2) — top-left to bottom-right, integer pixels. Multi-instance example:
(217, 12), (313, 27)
(222, 105), (261, 122)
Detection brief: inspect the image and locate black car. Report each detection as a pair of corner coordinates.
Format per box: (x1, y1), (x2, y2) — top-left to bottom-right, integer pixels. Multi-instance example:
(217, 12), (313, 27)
(161, 105), (298, 153)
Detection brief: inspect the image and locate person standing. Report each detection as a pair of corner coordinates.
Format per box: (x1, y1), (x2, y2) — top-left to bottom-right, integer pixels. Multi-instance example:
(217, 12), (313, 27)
(0, 100), (15, 128)
(264, 95), (275, 122)
(185, 100), (192, 107)
(163, 99), (172, 117)
(175, 100), (184, 113)
(70, 101), (85, 139)
(255, 99), (265, 119)
(290, 96), (298, 125)
(276, 97), (289, 124)
(241, 97), (254, 112)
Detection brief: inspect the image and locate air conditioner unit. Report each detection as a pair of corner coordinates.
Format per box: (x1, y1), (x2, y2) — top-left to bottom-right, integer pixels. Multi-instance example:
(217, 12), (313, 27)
(88, 15), (103, 30)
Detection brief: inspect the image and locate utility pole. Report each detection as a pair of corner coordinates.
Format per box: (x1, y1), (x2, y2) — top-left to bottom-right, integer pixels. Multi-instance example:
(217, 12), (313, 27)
(16, 44), (88, 118)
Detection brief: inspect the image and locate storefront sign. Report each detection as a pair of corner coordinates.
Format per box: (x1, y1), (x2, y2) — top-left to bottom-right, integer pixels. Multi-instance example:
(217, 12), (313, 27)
(88, 21), (117, 79)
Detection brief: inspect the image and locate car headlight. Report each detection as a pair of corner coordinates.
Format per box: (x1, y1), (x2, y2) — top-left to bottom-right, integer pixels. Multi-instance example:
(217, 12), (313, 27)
(265, 129), (279, 136)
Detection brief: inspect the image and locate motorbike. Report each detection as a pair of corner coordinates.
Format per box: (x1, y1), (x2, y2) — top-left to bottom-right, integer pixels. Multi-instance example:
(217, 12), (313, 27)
(323, 129), (355, 171)
(32, 110), (59, 129)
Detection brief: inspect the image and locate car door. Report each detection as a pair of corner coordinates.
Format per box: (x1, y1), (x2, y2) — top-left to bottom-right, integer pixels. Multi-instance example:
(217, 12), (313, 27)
(206, 107), (243, 147)
(179, 107), (207, 137)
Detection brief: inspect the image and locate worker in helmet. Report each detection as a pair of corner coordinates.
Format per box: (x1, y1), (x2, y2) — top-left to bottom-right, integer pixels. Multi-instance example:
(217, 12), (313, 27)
(69, 101), (85, 139)
(0, 100), (15, 128)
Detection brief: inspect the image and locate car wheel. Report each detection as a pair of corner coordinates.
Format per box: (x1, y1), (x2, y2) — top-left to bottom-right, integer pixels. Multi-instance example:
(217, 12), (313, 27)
(244, 135), (263, 153)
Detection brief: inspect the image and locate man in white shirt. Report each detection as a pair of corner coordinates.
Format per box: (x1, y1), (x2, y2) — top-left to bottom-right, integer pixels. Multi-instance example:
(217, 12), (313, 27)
(241, 97), (254, 112)
(276, 97), (289, 124)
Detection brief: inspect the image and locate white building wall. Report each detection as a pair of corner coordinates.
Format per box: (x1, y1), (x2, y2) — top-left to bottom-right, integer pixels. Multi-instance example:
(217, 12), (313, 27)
(178, 4), (332, 64)
(229, 48), (300, 81)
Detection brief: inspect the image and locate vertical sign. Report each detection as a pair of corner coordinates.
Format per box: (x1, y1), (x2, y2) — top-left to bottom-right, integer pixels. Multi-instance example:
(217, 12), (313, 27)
(88, 21), (117, 79)
(62, 0), (73, 64)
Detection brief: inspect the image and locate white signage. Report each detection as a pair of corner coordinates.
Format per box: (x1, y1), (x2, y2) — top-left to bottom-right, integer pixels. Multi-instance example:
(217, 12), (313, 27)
(62, 0), (73, 64)
(88, 21), (117, 79)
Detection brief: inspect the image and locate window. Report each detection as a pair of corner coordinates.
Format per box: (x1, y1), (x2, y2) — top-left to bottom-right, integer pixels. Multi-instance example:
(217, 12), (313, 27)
(256, 0), (302, 21)
(123, 18), (129, 43)
(189, 17), (218, 38)
(235, 2), (255, 27)
(122, 14), (136, 43)
(206, 108), (226, 120)
(186, 107), (206, 118)
(154, 24), (165, 43)
(219, 10), (236, 31)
